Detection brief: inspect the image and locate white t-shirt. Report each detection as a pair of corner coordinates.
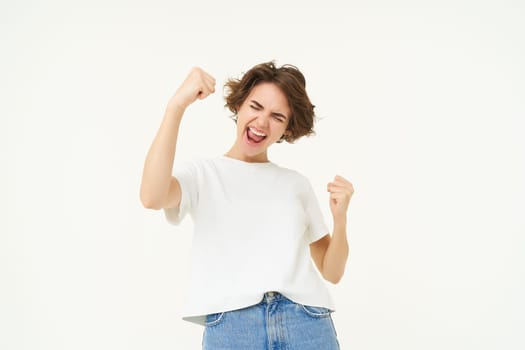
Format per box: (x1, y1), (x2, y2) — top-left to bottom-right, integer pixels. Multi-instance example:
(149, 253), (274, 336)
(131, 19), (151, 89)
(164, 155), (335, 326)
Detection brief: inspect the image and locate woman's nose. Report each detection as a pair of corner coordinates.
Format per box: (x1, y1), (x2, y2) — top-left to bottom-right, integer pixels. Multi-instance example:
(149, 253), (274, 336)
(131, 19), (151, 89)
(255, 113), (270, 128)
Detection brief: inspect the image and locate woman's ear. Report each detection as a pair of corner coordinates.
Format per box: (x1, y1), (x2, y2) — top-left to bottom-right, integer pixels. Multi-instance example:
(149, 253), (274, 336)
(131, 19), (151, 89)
(278, 130), (291, 143)
(235, 103), (242, 113)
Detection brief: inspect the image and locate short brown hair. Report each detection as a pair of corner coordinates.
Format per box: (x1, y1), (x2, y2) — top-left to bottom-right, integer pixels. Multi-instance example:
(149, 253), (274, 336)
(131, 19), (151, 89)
(224, 61), (316, 143)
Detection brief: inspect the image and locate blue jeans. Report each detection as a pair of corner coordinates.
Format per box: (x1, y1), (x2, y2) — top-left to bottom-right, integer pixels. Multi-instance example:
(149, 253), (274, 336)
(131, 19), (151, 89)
(202, 291), (340, 349)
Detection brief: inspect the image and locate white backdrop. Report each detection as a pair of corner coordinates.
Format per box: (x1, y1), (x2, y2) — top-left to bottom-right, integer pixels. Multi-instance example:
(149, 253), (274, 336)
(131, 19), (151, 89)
(2, 0), (524, 349)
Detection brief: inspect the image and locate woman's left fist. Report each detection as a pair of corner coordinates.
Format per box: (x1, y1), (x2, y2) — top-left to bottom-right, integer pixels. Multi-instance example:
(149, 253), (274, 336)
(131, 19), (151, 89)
(327, 175), (354, 218)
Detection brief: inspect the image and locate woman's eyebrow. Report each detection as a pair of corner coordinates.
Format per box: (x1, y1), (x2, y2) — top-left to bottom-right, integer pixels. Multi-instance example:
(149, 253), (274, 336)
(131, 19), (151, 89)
(250, 100), (288, 120)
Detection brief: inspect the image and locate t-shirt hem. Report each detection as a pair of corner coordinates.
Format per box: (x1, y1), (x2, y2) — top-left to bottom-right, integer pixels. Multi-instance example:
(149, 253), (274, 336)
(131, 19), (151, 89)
(181, 290), (336, 327)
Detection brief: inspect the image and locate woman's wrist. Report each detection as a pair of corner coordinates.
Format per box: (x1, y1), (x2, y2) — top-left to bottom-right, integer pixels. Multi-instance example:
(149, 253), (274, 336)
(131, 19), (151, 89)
(167, 99), (186, 113)
(332, 214), (347, 227)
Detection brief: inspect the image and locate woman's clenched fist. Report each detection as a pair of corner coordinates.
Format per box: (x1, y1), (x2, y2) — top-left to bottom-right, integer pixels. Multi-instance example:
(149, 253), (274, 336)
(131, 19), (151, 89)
(169, 67), (216, 110)
(327, 175), (354, 219)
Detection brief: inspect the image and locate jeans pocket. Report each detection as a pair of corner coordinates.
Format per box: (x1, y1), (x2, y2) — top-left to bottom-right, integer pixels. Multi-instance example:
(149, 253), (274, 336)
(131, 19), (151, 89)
(300, 304), (333, 318)
(204, 312), (225, 327)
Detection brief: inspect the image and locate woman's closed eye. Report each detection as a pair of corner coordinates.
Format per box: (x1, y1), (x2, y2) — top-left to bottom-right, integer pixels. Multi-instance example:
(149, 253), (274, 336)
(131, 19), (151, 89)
(251, 105), (285, 122)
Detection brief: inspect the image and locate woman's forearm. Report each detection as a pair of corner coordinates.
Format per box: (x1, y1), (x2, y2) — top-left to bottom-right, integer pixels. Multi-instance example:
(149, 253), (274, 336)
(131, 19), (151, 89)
(139, 103), (185, 208)
(322, 216), (349, 284)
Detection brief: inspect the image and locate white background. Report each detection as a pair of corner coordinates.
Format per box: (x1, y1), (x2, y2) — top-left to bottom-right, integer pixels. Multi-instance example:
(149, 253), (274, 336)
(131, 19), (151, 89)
(2, 0), (524, 349)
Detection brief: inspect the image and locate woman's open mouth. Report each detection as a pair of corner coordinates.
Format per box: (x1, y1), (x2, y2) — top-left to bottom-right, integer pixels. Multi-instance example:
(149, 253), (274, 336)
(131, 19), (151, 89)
(245, 127), (267, 144)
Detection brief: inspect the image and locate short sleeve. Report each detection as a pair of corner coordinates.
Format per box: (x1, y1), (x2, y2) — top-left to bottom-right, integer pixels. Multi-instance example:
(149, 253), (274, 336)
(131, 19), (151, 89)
(303, 177), (329, 244)
(163, 160), (199, 225)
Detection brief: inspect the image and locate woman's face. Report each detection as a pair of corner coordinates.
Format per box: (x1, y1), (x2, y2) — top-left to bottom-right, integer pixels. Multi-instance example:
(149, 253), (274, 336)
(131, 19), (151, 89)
(226, 82), (291, 163)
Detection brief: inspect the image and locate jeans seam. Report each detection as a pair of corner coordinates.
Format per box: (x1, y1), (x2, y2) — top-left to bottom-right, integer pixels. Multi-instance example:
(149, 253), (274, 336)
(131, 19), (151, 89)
(204, 312), (225, 327)
(300, 304), (332, 318)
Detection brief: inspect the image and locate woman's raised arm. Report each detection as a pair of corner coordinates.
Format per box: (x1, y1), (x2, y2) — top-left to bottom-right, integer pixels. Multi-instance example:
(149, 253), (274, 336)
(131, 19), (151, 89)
(139, 67), (215, 209)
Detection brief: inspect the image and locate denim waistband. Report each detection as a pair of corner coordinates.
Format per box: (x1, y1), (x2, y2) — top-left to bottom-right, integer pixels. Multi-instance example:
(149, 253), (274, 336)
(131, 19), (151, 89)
(263, 291), (285, 304)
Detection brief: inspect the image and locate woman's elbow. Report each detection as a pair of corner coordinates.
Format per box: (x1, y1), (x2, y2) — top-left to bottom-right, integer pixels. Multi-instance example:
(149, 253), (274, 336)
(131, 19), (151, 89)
(323, 271), (344, 284)
(140, 190), (161, 210)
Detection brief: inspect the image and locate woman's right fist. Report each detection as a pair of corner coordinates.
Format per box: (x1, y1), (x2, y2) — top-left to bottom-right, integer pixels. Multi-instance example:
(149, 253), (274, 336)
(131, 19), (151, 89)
(169, 67), (216, 110)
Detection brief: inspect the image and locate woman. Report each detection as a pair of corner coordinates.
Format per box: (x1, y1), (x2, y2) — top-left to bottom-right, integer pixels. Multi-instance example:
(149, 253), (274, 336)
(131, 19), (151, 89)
(140, 61), (354, 349)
